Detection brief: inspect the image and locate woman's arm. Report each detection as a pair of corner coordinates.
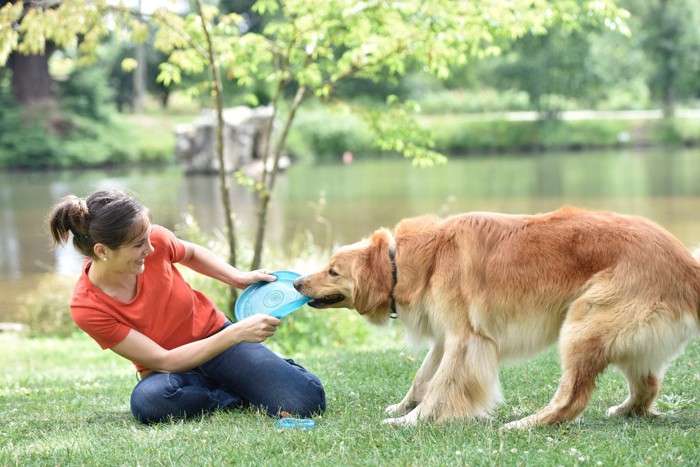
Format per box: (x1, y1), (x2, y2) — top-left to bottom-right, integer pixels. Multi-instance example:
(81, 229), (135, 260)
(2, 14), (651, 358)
(178, 240), (276, 289)
(110, 313), (281, 373)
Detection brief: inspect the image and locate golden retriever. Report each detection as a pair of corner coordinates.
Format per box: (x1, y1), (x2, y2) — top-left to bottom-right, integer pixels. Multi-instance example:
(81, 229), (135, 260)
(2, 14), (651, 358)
(293, 206), (700, 428)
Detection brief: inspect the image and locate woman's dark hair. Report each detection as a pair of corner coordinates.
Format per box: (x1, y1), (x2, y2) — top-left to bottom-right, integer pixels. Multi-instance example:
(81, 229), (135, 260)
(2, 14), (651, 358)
(48, 189), (151, 258)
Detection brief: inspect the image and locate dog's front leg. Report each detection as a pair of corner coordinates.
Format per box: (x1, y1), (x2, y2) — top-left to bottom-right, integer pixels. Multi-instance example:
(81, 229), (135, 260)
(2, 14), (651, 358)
(385, 341), (444, 417)
(384, 333), (501, 426)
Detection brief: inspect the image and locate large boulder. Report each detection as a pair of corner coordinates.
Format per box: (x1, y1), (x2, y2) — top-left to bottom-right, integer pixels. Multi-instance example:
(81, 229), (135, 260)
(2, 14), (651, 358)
(174, 105), (275, 174)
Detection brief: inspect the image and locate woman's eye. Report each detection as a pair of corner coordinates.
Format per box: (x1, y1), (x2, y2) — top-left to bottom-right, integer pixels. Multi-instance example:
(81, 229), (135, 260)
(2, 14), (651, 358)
(329, 268), (338, 277)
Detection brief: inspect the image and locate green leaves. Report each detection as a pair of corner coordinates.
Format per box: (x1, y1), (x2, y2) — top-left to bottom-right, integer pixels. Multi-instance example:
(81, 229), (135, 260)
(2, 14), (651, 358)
(0, 2), (23, 66)
(365, 96), (447, 167)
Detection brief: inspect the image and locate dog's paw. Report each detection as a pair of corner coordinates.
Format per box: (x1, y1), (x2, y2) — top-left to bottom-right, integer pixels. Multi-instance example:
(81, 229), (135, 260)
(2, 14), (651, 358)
(502, 416), (537, 430)
(382, 413), (419, 427)
(606, 404), (660, 418)
(605, 404), (628, 418)
(385, 403), (408, 417)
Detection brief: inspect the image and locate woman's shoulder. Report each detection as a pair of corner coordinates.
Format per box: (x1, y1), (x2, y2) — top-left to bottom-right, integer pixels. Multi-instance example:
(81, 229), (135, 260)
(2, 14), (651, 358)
(150, 224), (186, 262)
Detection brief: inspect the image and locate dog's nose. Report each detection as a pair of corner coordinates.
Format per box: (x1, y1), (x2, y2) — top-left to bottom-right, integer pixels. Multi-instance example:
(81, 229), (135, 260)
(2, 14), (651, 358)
(292, 277), (304, 291)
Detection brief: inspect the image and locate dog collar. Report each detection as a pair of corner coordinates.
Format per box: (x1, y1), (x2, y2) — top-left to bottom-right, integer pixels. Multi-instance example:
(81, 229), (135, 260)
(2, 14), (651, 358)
(389, 244), (398, 319)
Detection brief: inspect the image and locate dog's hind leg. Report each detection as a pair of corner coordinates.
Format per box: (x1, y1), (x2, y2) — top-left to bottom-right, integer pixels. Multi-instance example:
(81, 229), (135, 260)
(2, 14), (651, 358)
(504, 301), (611, 429)
(385, 341), (444, 417)
(384, 333), (501, 425)
(606, 368), (661, 418)
(604, 303), (699, 418)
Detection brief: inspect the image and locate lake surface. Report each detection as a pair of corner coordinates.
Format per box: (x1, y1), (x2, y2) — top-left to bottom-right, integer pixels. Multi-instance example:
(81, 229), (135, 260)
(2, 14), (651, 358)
(3, 147), (700, 321)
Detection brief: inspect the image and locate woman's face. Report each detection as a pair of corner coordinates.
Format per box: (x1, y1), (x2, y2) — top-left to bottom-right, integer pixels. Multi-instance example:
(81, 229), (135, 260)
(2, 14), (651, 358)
(104, 219), (154, 275)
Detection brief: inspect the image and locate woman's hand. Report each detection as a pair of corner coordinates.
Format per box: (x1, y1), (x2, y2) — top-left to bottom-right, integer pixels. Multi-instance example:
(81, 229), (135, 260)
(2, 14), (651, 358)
(232, 314), (281, 343)
(239, 269), (277, 287)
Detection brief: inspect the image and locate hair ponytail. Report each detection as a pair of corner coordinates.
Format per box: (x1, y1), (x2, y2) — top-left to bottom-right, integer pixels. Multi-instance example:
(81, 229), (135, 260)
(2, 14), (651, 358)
(48, 195), (94, 256)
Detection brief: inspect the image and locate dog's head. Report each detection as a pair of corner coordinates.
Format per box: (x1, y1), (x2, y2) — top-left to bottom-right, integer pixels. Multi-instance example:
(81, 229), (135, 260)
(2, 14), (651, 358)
(293, 229), (395, 324)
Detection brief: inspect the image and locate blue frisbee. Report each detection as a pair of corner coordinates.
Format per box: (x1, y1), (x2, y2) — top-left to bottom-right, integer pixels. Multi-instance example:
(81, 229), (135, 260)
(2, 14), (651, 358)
(234, 270), (311, 321)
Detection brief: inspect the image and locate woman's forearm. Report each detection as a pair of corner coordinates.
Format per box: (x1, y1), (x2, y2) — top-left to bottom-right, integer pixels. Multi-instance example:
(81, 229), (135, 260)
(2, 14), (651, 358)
(111, 315), (280, 373)
(154, 327), (242, 372)
(180, 243), (247, 288)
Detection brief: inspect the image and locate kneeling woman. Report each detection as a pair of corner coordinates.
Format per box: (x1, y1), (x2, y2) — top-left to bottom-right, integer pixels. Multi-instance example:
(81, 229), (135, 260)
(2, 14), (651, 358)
(48, 189), (325, 424)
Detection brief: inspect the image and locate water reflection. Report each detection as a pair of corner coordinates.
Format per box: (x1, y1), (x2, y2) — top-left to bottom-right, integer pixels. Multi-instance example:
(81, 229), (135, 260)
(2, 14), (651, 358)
(2, 147), (700, 320)
(0, 184), (20, 279)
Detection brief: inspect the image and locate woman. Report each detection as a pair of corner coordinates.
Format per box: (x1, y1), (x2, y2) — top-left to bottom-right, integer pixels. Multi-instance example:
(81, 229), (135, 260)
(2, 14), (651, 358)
(48, 188), (325, 424)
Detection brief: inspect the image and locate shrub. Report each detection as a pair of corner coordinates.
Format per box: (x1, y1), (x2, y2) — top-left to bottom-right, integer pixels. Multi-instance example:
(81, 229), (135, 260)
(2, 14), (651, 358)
(288, 107), (376, 161)
(18, 274), (78, 337)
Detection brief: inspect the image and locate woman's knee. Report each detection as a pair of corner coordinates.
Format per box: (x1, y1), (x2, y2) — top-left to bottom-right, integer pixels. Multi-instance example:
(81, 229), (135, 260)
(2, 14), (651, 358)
(298, 378), (327, 417)
(130, 373), (186, 424)
(276, 376), (326, 418)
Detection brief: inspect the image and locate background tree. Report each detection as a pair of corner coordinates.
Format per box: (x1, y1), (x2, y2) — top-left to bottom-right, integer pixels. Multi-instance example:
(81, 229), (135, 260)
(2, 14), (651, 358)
(486, 26), (601, 118)
(633, 0), (700, 116)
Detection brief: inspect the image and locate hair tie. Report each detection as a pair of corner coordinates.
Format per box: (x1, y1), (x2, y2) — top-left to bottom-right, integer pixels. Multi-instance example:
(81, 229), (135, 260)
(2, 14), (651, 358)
(70, 228), (91, 241)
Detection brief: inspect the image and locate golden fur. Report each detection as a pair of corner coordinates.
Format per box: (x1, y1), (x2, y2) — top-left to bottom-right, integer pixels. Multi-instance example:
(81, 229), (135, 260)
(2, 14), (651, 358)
(293, 206), (700, 428)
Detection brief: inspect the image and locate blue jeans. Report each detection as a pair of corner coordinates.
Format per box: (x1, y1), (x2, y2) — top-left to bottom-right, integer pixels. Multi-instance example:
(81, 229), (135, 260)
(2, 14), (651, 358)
(130, 327), (326, 424)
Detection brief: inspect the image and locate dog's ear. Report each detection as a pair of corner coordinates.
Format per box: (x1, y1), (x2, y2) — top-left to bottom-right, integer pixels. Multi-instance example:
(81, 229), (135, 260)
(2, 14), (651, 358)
(353, 229), (394, 316)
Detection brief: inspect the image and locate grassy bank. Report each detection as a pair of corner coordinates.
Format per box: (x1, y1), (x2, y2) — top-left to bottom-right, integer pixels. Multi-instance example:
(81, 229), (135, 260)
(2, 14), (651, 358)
(2, 331), (699, 465)
(287, 108), (700, 162)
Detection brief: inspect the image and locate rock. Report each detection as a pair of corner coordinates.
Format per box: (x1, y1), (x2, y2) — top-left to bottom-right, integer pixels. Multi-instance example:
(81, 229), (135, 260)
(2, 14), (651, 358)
(174, 105), (276, 174)
(0, 322), (29, 333)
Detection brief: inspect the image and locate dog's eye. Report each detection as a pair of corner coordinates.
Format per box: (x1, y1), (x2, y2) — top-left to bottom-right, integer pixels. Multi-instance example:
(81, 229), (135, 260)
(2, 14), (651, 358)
(328, 268), (338, 277)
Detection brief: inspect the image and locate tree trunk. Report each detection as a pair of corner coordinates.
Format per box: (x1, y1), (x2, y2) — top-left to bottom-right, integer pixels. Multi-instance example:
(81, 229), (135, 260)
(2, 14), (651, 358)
(251, 85), (307, 270)
(7, 46), (55, 107)
(194, 0), (239, 311)
(658, 0), (676, 118)
(133, 42), (147, 112)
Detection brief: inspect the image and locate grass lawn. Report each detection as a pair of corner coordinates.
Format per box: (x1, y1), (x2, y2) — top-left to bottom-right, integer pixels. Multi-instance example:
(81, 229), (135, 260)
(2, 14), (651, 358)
(2, 330), (699, 466)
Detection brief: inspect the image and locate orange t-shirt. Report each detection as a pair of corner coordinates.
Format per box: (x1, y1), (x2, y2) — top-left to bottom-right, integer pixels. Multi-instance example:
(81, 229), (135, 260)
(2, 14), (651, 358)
(70, 225), (227, 371)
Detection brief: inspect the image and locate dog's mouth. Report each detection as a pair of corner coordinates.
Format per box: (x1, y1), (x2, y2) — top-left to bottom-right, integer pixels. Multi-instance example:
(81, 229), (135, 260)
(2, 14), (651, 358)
(307, 294), (345, 308)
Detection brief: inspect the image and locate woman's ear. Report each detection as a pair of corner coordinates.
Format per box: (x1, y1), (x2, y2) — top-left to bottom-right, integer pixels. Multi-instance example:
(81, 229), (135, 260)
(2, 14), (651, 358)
(93, 243), (108, 261)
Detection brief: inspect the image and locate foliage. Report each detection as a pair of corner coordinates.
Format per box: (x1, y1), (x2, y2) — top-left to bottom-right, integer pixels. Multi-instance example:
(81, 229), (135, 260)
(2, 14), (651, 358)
(288, 105), (375, 160)
(629, 0), (700, 110)
(472, 0), (700, 117)
(57, 65), (115, 121)
(0, 88), (61, 167)
(2, 331), (699, 465)
(488, 26), (604, 115)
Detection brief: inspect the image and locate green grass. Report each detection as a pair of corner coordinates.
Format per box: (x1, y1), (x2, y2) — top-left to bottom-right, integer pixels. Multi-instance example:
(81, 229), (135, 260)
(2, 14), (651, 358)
(2, 331), (699, 466)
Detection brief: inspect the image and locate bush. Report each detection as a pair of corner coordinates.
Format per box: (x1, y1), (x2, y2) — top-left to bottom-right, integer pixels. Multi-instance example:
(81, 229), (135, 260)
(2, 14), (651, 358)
(18, 274), (78, 337)
(288, 107), (376, 161)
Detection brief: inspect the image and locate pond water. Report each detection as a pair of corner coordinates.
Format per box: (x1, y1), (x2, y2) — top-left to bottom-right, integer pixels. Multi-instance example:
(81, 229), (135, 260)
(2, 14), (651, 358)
(3, 147), (700, 321)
